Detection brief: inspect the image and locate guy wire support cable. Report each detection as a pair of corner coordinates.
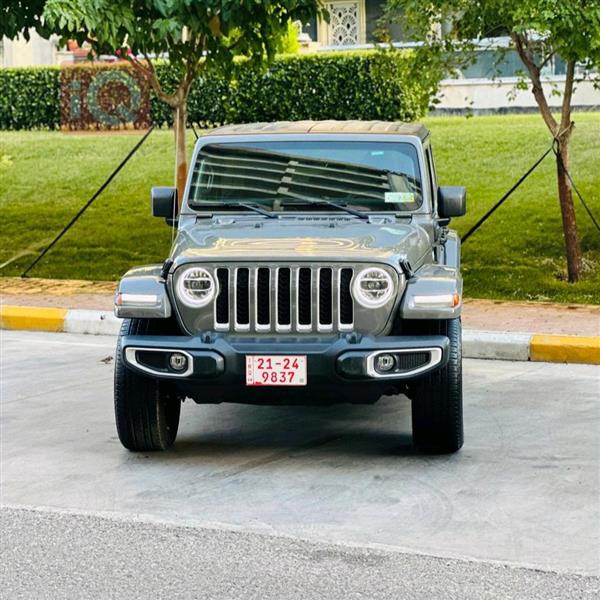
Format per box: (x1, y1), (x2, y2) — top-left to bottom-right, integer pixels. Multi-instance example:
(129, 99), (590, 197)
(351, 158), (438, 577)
(552, 138), (600, 233)
(461, 144), (554, 243)
(21, 127), (154, 278)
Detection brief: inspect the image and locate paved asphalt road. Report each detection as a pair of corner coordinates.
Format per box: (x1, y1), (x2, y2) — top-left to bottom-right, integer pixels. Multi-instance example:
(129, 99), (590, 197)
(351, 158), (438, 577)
(1, 330), (599, 598)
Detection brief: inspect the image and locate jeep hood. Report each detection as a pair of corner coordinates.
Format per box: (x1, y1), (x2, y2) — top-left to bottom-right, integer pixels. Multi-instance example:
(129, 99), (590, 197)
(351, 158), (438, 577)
(171, 217), (431, 270)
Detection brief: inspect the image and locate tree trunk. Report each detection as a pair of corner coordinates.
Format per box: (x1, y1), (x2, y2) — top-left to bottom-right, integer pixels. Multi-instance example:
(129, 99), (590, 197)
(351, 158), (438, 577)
(173, 104), (188, 206)
(555, 139), (583, 282)
(511, 42), (583, 283)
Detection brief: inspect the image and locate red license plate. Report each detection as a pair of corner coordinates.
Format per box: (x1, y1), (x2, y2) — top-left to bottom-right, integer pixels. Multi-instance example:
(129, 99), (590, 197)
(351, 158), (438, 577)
(245, 355), (307, 386)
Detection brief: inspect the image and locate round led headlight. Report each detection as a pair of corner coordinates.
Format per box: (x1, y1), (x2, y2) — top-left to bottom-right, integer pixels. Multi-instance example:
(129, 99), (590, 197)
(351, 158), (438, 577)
(352, 267), (394, 308)
(176, 267), (217, 307)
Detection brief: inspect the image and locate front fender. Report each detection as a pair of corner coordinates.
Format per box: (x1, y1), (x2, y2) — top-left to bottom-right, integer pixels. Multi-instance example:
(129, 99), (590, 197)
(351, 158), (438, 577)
(114, 265), (172, 319)
(442, 230), (460, 269)
(399, 264), (462, 319)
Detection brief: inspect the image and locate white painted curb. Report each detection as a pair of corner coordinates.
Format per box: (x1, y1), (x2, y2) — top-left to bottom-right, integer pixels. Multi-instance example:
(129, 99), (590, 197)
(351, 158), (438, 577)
(64, 309), (121, 336)
(463, 330), (532, 361)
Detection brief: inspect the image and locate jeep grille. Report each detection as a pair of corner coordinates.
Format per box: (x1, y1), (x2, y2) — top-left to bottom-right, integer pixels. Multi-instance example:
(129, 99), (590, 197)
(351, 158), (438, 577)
(213, 265), (355, 333)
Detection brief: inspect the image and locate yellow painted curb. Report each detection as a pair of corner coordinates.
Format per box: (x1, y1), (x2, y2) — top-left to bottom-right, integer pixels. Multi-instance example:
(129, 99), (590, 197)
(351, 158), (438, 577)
(0, 305), (67, 332)
(531, 334), (600, 365)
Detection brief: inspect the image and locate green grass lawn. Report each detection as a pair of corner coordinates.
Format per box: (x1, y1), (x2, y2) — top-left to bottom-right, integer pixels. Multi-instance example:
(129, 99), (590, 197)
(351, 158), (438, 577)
(1, 113), (599, 303)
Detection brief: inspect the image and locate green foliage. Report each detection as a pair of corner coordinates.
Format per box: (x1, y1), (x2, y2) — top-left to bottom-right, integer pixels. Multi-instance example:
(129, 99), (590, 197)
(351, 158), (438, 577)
(43, 0), (325, 82)
(384, 0), (600, 74)
(1, 114), (599, 302)
(510, 1), (600, 66)
(276, 21), (301, 55)
(230, 50), (439, 124)
(0, 51), (437, 130)
(154, 51), (438, 126)
(0, 67), (61, 130)
(1, 0), (49, 40)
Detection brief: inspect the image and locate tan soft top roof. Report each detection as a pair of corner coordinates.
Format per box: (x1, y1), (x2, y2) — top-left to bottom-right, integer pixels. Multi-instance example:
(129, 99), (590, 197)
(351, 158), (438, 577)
(205, 120), (429, 140)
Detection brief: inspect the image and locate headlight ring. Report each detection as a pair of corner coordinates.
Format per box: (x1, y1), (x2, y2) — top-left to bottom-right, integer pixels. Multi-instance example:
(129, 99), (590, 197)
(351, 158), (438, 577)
(176, 267), (217, 307)
(352, 267), (394, 308)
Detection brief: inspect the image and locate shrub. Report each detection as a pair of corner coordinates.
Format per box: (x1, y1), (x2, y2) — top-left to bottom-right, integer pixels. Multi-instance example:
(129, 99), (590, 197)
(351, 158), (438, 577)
(230, 51), (435, 124)
(0, 50), (440, 130)
(0, 67), (61, 130)
(275, 21), (300, 54)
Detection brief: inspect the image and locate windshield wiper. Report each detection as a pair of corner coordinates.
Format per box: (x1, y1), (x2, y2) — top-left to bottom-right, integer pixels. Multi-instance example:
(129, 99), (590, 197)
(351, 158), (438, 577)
(278, 196), (369, 220)
(192, 201), (277, 218)
(235, 201), (278, 218)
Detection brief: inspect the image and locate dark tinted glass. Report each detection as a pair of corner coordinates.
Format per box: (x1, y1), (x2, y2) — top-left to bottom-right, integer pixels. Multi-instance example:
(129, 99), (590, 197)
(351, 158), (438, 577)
(189, 141), (422, 211)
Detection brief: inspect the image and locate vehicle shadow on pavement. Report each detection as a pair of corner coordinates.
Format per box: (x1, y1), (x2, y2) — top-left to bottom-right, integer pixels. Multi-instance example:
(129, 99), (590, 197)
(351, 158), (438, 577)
(167, 432), (420, 458)
(139, 396), (443, 462)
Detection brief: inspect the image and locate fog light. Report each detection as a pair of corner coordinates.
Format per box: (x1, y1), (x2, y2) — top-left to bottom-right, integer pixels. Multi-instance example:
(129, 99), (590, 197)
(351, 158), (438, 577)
(169, 352), (188, 371)
(375, 353), (396, 373)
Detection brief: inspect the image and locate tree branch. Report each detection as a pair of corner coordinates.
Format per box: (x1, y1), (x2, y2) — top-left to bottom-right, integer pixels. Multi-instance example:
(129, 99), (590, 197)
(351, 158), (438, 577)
(512, 32), (558, 135)
(125, 53), (151, 79)
(226, 35), (245, 52)
(135, 51), (178, 107)
(559, 59), (576, 139)
(539, 51), (555, 70)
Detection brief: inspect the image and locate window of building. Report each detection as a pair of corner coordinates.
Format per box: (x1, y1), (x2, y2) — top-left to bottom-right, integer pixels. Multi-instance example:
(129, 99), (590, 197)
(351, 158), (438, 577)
(321, 1), (366, 46)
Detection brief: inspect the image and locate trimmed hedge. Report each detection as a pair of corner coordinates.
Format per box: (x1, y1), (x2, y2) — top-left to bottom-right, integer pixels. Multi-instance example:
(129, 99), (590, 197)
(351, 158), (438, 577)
(0, 51), (439, 130)
(0, 67), (61, 130)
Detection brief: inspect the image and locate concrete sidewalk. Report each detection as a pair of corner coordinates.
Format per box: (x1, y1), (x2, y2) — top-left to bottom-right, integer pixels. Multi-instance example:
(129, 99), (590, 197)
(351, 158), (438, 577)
(2, 277), (599, 364)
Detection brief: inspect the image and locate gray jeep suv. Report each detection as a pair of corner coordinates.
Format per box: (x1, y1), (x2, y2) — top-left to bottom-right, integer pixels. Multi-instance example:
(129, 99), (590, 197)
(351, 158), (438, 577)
(114, 121), (466, 454)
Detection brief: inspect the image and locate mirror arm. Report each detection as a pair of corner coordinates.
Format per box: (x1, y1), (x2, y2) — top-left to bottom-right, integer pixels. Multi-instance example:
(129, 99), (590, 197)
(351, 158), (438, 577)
(160, 258), (174, 280)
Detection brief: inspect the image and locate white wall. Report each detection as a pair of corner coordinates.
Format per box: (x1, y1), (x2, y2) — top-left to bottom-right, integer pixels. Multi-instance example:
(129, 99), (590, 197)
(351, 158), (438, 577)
(437, 77), (600, 112)
(1, 29), (60, 68)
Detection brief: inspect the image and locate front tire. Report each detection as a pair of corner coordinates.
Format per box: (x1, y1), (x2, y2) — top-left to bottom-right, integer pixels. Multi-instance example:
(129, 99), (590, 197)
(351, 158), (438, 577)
(114, 318), (181, 451)
(410, 318), (464, 454)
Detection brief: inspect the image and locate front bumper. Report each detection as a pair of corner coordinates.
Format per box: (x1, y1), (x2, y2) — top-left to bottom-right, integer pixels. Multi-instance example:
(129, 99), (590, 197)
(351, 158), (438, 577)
(121, 333), (449, 403)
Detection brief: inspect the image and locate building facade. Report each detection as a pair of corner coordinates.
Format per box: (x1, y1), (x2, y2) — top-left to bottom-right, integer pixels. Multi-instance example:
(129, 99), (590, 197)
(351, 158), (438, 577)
(303, 0), (394, 48)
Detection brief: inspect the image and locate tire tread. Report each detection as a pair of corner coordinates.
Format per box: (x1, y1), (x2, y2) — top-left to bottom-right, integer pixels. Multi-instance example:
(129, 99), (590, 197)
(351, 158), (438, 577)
(411, 318), (464, 454)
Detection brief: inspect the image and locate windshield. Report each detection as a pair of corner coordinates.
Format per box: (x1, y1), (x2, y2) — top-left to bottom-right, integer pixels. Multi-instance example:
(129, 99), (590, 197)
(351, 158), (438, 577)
(188, 140), (423, 212)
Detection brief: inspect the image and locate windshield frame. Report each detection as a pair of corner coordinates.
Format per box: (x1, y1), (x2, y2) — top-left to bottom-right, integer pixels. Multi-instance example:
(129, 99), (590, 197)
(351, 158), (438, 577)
(181, 133), (431, 217)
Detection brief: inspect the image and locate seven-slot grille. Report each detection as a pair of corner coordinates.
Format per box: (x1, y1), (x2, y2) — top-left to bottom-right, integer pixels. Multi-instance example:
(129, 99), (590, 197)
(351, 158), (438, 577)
(213, 265), (354, 333)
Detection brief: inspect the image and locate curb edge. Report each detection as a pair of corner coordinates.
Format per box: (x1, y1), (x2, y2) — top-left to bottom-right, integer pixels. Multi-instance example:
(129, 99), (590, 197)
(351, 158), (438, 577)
(1, 306), (598, 365)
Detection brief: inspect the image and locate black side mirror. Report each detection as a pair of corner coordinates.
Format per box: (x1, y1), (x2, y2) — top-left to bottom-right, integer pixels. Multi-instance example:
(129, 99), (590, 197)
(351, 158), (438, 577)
(438, 186), (466, 219)
(151, 187), (178, 221)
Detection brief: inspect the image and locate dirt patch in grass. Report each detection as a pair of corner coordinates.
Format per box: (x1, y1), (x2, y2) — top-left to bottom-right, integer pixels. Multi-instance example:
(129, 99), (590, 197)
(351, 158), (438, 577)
(0, 277), (116, 296)
(0, 278), (115, 310)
